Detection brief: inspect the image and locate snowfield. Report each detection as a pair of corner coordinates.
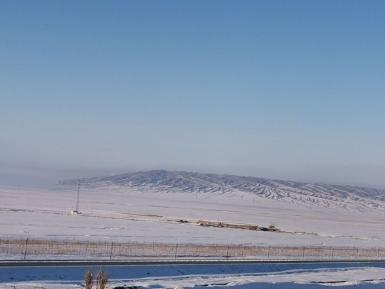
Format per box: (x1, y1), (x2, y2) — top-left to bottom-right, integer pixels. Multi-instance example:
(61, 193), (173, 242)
(1, 170), (385, 288)
(0, 170), (385, 248)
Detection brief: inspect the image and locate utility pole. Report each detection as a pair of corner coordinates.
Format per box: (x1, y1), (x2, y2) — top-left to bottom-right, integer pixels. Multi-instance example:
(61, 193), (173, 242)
(76, 181), (80, 212)
(71, 181), (81, 215)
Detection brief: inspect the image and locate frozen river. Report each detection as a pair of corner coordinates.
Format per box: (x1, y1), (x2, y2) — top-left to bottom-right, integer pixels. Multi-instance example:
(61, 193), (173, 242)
(1, 261), (385, 288)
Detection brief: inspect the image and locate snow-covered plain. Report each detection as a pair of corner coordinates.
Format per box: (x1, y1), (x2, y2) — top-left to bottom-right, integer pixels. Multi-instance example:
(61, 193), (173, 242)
(2, 170), (385, 288)
(1, 173), (385, 248)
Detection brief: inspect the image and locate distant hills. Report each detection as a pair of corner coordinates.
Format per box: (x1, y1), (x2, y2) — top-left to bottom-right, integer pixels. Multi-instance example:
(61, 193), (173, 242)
(60, 170), (385, 210)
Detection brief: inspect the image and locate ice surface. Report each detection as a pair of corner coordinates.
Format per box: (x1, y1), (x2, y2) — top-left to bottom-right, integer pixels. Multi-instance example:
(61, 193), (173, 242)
(1, 262), (385, 288)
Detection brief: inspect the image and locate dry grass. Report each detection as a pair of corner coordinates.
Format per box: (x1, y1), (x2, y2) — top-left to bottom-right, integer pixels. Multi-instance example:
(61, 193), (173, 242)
(1, 238), (385, 260)
(96, 271), (107, 289)
(85, 271), (93, 289)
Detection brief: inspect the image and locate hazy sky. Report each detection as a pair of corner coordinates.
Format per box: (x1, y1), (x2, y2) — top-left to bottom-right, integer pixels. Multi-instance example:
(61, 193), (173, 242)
(1, 0), (385, 187)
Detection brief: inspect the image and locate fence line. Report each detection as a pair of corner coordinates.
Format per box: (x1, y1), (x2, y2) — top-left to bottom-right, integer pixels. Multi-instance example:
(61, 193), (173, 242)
(1, 238), (385, 260)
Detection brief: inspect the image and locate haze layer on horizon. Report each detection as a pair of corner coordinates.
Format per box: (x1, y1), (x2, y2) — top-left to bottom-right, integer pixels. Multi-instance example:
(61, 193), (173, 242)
(1, 1), (385, 188)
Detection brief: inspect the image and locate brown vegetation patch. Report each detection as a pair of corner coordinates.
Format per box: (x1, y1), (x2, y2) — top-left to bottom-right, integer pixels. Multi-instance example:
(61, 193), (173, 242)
(197, 220), (279, 232)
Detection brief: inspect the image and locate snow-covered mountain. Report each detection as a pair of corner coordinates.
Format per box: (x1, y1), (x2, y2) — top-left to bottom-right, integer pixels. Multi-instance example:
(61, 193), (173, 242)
(60, 170), (385, 210)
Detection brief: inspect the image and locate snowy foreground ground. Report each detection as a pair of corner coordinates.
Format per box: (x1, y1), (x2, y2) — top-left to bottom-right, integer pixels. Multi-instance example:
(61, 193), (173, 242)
(1, 262), (385, 288)
(1, 185), (385, 288)
(1, 185), (385, 247)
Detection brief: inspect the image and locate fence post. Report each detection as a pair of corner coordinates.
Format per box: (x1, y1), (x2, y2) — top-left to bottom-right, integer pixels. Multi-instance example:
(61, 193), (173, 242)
(174, 243), (179, 259)
(267, 246), (270, 259)
(226, 246), (230, 258)
(23, 238), (29, 260)
(109, 242), (114, 260)
(302, 247), (305, 259)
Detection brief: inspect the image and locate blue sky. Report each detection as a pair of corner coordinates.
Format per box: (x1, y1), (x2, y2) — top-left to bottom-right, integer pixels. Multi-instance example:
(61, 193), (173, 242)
(1, 0), (385, 186)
